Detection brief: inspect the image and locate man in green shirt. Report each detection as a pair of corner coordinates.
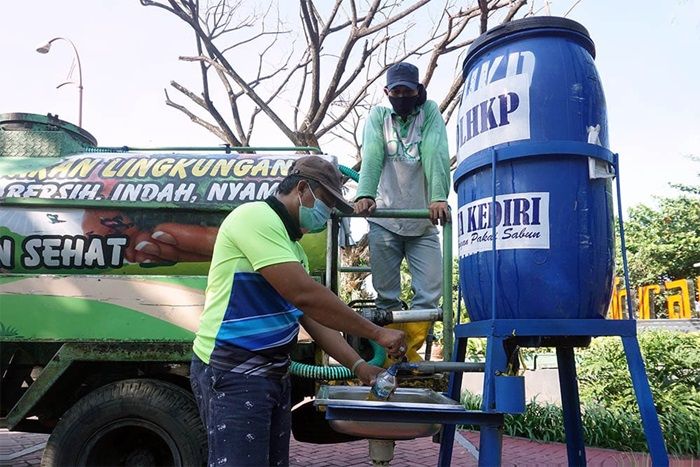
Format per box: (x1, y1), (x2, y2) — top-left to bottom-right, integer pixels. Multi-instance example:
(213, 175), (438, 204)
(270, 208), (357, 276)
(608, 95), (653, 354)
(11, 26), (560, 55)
(355, 62), (451, 363)
(191, 155), (406, 466)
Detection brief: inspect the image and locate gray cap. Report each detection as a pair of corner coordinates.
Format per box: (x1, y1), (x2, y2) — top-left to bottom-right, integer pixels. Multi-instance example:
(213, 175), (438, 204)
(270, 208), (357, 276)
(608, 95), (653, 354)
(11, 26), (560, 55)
(386, 62), (419, 91)
(289, 156), (353, 214)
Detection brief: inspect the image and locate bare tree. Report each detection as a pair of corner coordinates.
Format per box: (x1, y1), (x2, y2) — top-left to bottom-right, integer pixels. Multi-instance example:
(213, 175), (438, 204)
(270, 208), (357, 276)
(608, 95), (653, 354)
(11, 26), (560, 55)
(140, 0), (533, 154)
(140, 0), (579, 300)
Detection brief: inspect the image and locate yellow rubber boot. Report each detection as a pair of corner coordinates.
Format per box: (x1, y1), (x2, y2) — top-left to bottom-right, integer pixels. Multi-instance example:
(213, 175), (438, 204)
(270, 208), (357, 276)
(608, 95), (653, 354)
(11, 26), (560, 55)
(382, 321), (432, 367)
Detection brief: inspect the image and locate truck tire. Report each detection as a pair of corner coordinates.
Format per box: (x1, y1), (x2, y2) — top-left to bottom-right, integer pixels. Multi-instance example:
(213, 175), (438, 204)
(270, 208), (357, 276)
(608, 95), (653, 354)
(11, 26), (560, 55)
(41, 378), (207, 467)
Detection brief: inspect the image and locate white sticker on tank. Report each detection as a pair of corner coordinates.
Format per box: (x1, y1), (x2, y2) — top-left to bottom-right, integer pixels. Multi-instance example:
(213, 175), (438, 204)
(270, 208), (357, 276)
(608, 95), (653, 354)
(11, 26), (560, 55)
(457, 192), (549, 258)
(456, 72), (531, 164)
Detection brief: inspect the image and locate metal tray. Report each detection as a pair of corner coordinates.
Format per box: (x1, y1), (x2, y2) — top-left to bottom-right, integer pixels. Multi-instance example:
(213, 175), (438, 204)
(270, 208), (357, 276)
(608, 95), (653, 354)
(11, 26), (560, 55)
(315, 386), (463, 410)
(314, 386), (463, 440)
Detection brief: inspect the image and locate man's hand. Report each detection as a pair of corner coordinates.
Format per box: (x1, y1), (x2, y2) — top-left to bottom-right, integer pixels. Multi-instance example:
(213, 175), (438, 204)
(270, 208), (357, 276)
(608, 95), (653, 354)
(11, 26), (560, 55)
(429, 201), (450, 225)
(355, 363), (385, 386)
(375, 327), (407, 359)
(354, 198), (376, 216)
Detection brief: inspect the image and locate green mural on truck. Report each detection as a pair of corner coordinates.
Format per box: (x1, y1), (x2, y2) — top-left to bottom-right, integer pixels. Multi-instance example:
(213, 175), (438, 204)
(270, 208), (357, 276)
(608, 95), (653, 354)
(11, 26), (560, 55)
(0, 152), (328, 340)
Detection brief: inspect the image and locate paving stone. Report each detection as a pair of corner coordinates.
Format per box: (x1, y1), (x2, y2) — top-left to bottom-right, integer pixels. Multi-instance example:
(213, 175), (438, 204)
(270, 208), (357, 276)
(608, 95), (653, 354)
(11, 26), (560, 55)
(1, 429), (696, 466)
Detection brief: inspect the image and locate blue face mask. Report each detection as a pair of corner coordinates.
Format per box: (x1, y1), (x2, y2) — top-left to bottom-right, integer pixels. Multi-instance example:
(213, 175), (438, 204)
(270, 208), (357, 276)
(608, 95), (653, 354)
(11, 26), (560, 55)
(299, 187), (332, 233)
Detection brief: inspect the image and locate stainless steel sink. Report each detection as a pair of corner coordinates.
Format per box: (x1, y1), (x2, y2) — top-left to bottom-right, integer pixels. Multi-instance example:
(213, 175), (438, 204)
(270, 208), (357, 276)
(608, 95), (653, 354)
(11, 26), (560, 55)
(314, 385), (463, 440)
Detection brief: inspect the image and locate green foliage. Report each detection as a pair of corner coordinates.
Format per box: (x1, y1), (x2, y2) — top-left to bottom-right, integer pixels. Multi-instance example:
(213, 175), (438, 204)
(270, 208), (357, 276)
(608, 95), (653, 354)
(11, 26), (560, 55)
(398, 258), (414, 305)
(452, 257), (469, 323)
(621, 196), (700, 287)
(577, 331), (700, 415)
(461, 392), (565, 442)
(669, 155), (700, 196)
(460, 331), (700, 456)
(577, 330), (700, 455)
(581, 405), (699, 455)
(580, 404), (645, 452)
(461, 391), (699, 456)
(465, 338), (487, 361)
(617, 158), (700, 287)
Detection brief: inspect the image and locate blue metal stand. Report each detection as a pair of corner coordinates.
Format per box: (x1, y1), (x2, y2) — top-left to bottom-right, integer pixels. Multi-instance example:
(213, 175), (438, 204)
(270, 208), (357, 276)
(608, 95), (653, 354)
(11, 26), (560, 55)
(556, 346), (586, 465)
(437, 319), (670, 466)
(436, 333), (504, 467)
(439, 147), (669, 465)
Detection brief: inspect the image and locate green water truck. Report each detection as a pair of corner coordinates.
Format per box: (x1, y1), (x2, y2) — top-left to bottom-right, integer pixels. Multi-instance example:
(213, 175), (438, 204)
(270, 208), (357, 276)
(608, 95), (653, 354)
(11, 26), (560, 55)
(0, 113), (453, 466)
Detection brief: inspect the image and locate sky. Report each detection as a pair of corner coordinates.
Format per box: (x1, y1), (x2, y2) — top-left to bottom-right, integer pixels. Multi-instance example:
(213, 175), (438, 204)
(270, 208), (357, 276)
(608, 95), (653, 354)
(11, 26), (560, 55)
(2, 0), (699, 215)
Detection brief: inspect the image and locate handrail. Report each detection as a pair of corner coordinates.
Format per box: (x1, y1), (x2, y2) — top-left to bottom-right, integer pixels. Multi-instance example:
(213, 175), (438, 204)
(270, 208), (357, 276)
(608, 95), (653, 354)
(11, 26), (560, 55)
(0, 197), (231, 211)
(83, 146), (321, 153)
(335, 208), (454, 361)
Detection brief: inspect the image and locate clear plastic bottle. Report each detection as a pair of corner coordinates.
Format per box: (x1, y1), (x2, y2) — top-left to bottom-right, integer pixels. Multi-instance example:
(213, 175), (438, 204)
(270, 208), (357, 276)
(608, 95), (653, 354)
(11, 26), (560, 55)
(367, 365), (398, 401)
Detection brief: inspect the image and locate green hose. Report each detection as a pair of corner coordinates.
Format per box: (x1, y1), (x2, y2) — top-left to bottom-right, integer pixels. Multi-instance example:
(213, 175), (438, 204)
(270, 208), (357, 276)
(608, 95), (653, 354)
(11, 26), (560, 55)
(339, 164), (360, 182)
(290, 340), (385, 380)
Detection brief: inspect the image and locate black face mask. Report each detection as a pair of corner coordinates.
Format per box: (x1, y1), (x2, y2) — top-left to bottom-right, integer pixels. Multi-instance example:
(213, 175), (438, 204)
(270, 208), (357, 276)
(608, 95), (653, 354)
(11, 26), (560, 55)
(389, 95), (419, 118)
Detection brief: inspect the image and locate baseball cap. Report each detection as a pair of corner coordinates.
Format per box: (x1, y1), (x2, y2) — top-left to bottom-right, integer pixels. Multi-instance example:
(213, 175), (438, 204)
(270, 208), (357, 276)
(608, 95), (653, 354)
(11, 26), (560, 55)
(386, 62), (419, 91)
(289, 156), (354, 214)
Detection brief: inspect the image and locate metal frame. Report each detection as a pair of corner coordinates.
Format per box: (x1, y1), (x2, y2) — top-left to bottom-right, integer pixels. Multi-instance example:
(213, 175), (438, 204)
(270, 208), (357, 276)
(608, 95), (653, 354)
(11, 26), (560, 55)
(324, 403), (503, 466)
(334, 209), (454, 360)
(1, 342), (191, 430)
(319, 210), (507, 461)
(84, 145), (322, 153)
(438, 148), (669, 466)
(439, 319), (668, 466)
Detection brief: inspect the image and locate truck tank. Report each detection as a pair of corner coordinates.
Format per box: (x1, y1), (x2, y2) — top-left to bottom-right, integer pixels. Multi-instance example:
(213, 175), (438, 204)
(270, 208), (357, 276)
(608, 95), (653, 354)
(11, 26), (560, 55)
(0, 142), (328, 342)
(1, 114), (369, 466)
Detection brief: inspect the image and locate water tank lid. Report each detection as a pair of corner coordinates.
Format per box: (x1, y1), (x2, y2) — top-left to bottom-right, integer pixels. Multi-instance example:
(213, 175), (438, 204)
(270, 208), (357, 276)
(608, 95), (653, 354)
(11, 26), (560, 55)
(0, 112), (97, 147)
(464, 16), (595, 75)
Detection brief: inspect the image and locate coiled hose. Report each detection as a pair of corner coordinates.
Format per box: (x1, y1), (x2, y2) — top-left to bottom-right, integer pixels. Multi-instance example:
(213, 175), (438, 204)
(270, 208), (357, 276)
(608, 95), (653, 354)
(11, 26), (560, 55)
(290, 339), (385, 380)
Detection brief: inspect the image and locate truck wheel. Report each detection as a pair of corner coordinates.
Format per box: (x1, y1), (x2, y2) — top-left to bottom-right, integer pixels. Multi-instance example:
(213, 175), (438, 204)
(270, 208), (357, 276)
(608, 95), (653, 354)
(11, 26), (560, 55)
(41, 379), (206, 467)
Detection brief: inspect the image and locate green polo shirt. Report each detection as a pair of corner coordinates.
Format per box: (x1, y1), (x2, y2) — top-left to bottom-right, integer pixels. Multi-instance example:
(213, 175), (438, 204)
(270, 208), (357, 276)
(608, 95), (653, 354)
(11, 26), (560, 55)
(193, 197), (308, 377)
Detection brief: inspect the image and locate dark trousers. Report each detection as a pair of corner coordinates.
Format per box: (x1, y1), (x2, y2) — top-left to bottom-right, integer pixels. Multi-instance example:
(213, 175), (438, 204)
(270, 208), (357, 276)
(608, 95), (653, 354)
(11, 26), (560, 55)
(190, 356), (292, 467)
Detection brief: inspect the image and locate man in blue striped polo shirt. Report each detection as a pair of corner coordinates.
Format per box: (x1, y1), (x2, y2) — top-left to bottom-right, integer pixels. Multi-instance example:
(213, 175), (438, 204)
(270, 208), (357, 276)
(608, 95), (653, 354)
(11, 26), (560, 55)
(191, 156), (407, 467)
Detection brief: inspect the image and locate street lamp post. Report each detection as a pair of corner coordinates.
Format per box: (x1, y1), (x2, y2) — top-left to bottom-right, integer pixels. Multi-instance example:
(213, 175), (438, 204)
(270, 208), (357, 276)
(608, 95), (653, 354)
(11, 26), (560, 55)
(36, 37), (84, 128)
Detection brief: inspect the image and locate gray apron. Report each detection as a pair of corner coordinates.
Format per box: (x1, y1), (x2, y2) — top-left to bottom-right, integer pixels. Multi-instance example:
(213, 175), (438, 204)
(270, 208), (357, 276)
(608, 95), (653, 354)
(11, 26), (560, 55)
(370, 109), (436, 236)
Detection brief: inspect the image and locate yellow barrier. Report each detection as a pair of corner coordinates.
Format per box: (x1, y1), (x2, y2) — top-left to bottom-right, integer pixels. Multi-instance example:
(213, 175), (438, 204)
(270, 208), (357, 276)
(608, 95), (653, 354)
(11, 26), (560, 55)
(638, 284), (662, 319)
(608, 277), (699, 319)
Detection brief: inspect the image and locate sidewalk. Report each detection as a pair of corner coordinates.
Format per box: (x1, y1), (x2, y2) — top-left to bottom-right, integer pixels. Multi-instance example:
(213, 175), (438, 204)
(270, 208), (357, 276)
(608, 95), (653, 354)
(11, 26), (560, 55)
(1, 429), (696, 466)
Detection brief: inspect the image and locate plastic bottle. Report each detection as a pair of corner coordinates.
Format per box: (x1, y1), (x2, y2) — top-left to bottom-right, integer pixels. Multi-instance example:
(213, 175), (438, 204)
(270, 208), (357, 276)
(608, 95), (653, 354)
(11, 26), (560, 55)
(367, 365), (398, 401)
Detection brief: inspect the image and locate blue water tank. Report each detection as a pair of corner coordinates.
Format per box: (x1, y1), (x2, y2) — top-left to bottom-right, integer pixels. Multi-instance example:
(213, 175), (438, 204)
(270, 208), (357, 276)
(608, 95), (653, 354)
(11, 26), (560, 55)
(454, 17), (615, 321)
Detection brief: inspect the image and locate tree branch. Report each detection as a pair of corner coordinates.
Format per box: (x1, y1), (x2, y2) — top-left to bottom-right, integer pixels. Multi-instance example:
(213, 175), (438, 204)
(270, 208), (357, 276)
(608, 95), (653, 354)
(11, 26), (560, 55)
(169, 80), (207, 110)
(179, 52), (297, 143)
(317, 0), (343, 42)
(144, 0), (538, 151)
(164, 87), (234, 143)
(360, 0), (430, 37)
(194, 32), (238, 146)
(478, 0), (489, 33)
(504, 0), (527, 22)
(300, 0), (322, 130)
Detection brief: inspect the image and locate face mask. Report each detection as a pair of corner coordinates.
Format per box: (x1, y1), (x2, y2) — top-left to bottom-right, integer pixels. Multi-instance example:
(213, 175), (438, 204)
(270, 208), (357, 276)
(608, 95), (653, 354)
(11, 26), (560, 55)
(298, 186), (332, 233)
(389, 95), (419, 117)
